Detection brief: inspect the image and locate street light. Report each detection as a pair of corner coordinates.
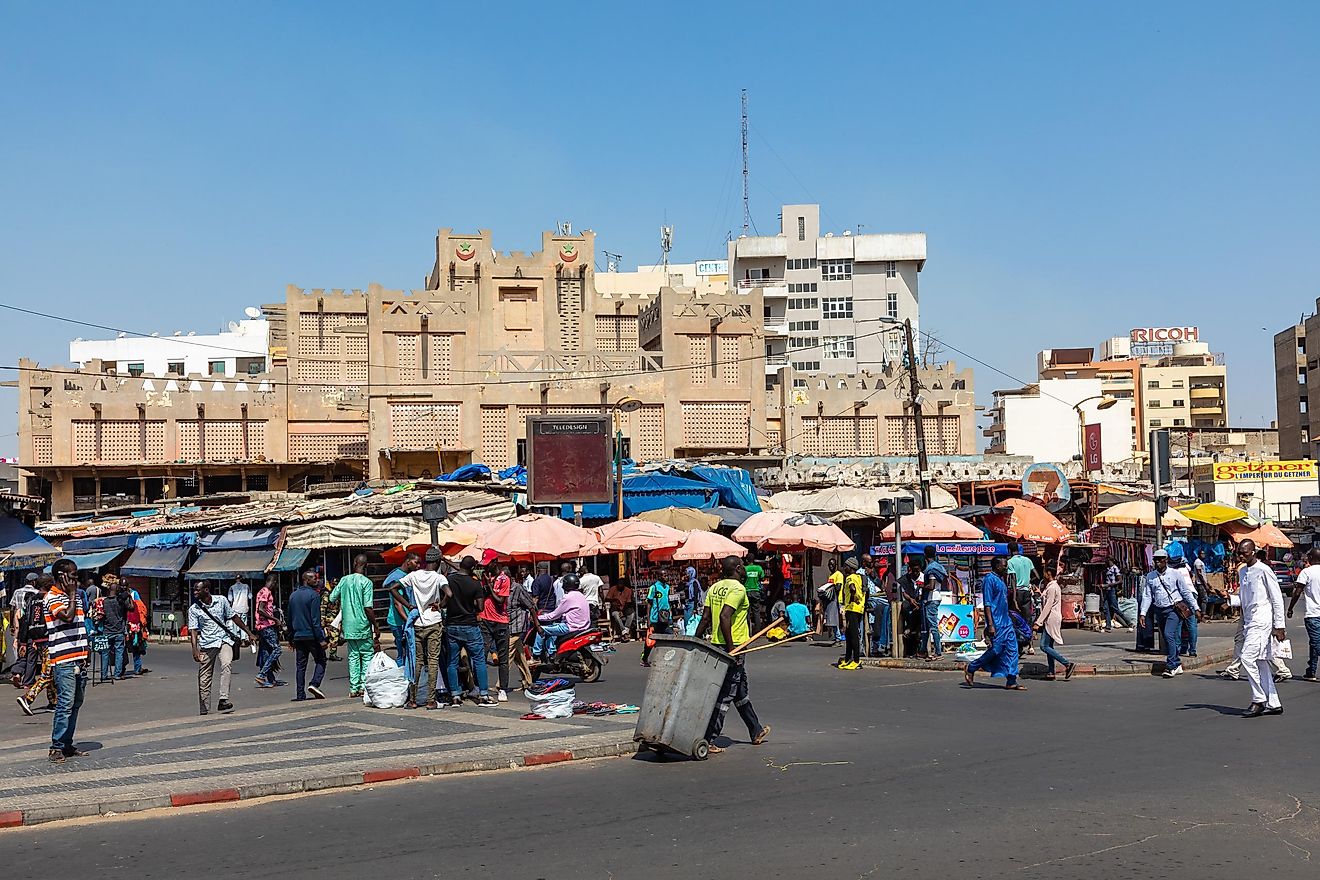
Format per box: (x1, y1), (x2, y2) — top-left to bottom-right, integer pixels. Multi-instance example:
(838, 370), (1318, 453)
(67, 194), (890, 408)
(1072, 395), (1118, 468)
(421, 494), (449, 555)
(611, 396), (643, 521)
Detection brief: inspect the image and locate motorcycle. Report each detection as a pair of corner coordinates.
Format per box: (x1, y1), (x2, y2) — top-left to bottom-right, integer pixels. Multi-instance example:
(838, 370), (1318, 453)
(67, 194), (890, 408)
(526, 625), (605, 683)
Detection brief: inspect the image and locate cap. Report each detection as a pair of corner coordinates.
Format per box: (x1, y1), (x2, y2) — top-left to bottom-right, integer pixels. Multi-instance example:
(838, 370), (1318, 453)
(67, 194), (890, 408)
(1152, 548), (1169, 559)
(24, 572), (37, 582)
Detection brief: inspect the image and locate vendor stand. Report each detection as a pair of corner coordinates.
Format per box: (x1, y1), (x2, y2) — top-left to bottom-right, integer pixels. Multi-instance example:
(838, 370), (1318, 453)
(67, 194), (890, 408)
(870, 540), (1008, 648)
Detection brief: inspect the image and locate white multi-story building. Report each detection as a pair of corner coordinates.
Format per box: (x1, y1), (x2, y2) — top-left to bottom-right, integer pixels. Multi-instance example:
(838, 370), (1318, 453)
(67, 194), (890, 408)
(69, 317), (270, 378)
(727, 204), (925, 381)
(984, 377), (1136, 464)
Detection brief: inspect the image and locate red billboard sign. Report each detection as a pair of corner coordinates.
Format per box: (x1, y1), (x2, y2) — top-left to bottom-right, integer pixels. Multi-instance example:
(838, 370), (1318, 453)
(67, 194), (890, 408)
(526, 415), (613, 506)
(1083, 423), (1103, 471)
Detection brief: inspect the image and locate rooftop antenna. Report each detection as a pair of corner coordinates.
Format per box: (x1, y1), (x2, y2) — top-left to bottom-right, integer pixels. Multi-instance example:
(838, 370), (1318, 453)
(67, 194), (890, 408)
(660, 225), (673, 274)
(741, 88), (750, 236)
(603, 250), (622, 272)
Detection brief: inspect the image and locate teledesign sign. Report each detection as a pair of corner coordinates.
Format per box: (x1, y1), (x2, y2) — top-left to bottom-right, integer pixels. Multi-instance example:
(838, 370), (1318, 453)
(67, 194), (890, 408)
(525, 415), (613, 505)
(1212, 460), (1318, 483)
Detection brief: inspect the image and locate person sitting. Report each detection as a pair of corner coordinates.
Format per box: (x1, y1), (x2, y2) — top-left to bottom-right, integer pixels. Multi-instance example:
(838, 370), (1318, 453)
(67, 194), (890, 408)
(533, 574), (590, 660)
(784, 596), (812, 637)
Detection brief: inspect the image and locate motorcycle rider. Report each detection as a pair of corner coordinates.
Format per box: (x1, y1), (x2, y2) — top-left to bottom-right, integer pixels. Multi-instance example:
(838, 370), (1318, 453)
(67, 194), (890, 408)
(532, 573), (590, 660)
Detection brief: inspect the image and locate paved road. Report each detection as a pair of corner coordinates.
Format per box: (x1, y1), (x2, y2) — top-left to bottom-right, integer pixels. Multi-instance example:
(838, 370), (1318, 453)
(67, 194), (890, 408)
(5, 616), (1318, 879)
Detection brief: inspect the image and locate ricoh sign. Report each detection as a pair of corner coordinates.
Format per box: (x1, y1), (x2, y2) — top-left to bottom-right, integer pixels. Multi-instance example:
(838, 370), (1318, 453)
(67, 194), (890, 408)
(1130, 327), (1199, 358)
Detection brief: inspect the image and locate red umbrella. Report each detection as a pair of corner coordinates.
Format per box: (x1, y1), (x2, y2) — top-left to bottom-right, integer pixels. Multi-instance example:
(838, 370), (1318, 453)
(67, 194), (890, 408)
(982, 498), (1071, 544)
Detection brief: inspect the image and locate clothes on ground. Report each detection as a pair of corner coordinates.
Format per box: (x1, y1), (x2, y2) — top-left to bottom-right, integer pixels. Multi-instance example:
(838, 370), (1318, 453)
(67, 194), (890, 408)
(329, 573), (376, 640)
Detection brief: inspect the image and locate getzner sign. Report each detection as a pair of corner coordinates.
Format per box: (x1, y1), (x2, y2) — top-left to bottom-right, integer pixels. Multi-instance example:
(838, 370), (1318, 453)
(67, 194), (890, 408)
(1130, 327), (1200, 344)
(1212, 460), (1317, 483)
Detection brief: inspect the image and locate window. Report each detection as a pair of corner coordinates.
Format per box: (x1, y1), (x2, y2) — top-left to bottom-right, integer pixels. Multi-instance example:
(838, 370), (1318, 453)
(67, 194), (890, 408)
(1150, 419), (1162, 427)
(1149, 400), (1160, 408)
(764, 305), (775, 319)
(1302, 397), (1309, 414)
(1172, 399), (1185, 407)
(789, 336), (819, 350)
(793, 378), (808, 388)
(208, 360), (226, 376)
(237, 356), (265, 376)
(822, 296), (853, 319)
(787, 258), (818, 270)
(886, 261), (898, 278)
(788, 283), (818, 294)
(1173, 419), (1186, 426)
(127, 362), (145, 377)
(1147, 380), (1160, 389)
(824, 336), (855, 359)
(797, 216), (805, 241)
(886, 291), (898, 319)
(821, 259), (853, 281)
(791, 361), (820, 372)
(1300, 367), (1308, 385)
(1171, 380), (1184, 388)
(167, 361), (185, 375)
(788, 320), (819, 333)
(788, 297), (819, 311)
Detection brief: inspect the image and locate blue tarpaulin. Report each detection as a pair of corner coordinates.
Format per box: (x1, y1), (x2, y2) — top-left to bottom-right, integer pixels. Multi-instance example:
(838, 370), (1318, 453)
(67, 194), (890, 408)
(0, 516), (59, 571)
(120, 545), (192, 578)
(135, 531), (198, 549)
(688, 466), (760, 512)
(559, 473), (719, 521)
(44, 548), (127, 573)
(438, 464), (491, 482)
(61, 533), (137, 554)
(199, 528), (280, 550)
(271, 547), (311, 572)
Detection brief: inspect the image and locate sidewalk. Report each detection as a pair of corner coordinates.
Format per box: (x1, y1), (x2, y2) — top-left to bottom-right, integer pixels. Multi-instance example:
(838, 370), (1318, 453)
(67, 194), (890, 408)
(860, 636), (1237, 676)
(0, 644), (636, 827)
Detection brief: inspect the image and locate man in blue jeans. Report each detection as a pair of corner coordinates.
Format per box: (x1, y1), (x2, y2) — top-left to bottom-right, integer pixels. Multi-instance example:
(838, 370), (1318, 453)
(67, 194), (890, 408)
(443, 557), (496, 707)
(862, 554), (890, 657)
(385, 552), (420, 669)
(1138, 549), (1200, 679)
(1287, 547), (1320, 681)
(921, 546), (947, 659)
(99, 582), (130, 680)
(46, 559), (91, 763)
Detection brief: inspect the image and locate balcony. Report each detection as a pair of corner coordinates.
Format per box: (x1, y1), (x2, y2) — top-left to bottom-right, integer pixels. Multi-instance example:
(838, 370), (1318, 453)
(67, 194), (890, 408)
(765, 354), (789, 374)
(763, 317), (789, 336)
(1189, 386), (1221, 399)
(738, 278), (788, 298)
(1191, 403), (1225, 416)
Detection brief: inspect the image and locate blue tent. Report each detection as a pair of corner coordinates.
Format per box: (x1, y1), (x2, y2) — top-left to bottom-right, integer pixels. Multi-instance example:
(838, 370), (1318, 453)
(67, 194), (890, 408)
(559, 473), (719, 521)
(688, 466), (761, 512)
(0, 516), (59, 572)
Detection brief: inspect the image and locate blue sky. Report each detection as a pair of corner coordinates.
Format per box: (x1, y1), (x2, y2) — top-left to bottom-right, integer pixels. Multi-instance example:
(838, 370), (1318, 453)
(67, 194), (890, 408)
(3, 2), (1317, 457)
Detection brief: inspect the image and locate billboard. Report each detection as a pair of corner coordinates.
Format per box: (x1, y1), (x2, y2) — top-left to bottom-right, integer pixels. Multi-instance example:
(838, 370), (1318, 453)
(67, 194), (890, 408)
(1022, 462), (1071, 505)
(526, 415), (613, 505)
(1212, 460), (1318, 483)
(1083, 423), (1103, 471)
(1130, 327), (1199, 344)
(695, 260), (728, 276)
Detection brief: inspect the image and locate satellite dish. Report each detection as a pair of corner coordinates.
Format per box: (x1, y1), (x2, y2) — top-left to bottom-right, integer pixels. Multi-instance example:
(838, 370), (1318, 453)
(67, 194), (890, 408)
(227, 322), (240, 333)
(244, 306), (261, 319)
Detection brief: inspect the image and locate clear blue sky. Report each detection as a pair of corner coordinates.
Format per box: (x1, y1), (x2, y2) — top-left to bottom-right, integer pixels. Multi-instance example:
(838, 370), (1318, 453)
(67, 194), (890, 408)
(3, 2), (1317, 457)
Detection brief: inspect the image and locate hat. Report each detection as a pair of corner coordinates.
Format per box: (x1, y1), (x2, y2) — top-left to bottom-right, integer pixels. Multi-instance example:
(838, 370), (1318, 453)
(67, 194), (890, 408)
(24, 572), (37, 583)
(844, 556), (859, 571)
(1152, 548), (1169, 559)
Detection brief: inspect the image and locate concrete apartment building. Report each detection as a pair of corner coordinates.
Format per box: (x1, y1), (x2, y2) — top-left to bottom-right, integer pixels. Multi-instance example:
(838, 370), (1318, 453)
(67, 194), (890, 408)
(1274, 311), (1311, 459)
(984, 377), (1135, 464)
(728, 204), (925, 378)
(18, 220), (977, 514)
(69, 319), (270, 378)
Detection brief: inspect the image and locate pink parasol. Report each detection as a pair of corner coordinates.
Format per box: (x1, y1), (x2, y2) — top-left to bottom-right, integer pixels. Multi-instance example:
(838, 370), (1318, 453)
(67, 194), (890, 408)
(879, 509), (982, 540)
(585, 519), (688, 554)
(756, 514), (854, 553)
(649, 530), (748, 562)
(730, 509), (798, 544)
(472, 513), (593, 562)
(381, 519), (501, 565)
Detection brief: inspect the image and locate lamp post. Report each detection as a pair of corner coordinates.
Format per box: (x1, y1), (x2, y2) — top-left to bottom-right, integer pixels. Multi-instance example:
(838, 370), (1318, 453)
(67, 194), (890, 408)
(1071, 394), (1118, 469)
(421, 494), (449, 555)
(610, 396), (643, 522)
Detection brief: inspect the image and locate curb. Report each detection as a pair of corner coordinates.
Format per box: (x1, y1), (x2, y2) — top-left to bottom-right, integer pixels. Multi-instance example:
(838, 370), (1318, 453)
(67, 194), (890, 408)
(858, 648), (1237, 677)
(3, 739), (639, 829)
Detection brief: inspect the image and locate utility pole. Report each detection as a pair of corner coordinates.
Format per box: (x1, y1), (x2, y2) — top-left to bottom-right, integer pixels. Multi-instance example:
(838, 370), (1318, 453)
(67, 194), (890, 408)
(903, 318), (932, 508)
(660, 225), (673, 275)
(741, 88), (750, 236)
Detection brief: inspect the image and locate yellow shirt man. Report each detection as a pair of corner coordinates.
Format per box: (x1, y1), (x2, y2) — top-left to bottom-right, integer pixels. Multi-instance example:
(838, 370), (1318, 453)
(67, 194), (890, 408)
(841, 572), (865, 614)
(704, 578), (751, 648)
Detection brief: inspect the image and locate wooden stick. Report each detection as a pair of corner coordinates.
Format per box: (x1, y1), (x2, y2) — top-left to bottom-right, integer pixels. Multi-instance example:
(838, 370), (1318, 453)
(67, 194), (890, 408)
(734, 632), (813, 655)
(729, 615), (786, 656)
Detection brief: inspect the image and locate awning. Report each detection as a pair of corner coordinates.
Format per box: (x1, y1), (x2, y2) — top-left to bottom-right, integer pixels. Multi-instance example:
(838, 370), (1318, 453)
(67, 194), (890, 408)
(184, 548), (276, 580)
(1177, 502), (1250, 527)
(119, 545), (192, 578)
(43, 548), (126, 573)
(199, 527), (281, 550)
(284, 516), (423, 550)
(271, 547), (311, 572)
(0, 516), (60, 572)
(135, 531), (197, 549)
(1222, 520), (1293, 549)
(62, 533), (137, 554)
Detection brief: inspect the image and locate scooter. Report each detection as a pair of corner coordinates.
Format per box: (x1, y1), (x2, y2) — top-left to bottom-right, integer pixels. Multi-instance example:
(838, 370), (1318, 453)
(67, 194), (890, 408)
(526, 625), (605, 683)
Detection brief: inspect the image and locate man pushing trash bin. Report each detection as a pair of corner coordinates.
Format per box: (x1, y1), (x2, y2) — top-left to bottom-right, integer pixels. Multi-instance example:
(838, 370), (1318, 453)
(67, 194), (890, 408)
(695, 555), (771, 755)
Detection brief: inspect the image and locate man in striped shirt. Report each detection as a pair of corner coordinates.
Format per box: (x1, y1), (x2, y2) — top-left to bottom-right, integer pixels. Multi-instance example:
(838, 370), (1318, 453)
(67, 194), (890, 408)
(46, 558), (90, 764)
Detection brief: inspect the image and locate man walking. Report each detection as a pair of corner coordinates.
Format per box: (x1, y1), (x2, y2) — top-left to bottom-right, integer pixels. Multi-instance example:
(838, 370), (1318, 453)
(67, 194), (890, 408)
(921, 546), (947, 660)
(1137, 549), (1200, 679)
(328, 554), (378, 698)
(99, 579), (129, 681)
(1287, 546), (1320, 681)
(744, 555), (765, 633)
(14, 574), (54, 716)
(696, 556), (770, 754)
(1237, 539), (1287, 716)
(45, 559), (90, 763)
(401, 549), (448, 709)
(1101, 559), (1132, 632)
(253, 574), (284, 688)
(188, 580), (255, 715)
(964, 556), (1024, 690)
(444, 556), (495, 707)
(286, 569), (329, 702)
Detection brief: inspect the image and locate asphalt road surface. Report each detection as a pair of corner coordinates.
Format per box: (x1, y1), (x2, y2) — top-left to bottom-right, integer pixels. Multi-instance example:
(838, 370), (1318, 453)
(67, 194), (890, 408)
(4, 622), (1319, 879)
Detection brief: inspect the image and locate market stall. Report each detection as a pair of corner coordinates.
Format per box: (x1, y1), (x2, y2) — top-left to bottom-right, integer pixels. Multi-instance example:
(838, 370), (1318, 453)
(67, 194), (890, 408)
(871, 539), (1008, 648)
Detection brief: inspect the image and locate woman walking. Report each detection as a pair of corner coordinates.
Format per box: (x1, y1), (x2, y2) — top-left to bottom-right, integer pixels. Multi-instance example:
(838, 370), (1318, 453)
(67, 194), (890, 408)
(1035, 567), (1076, 681)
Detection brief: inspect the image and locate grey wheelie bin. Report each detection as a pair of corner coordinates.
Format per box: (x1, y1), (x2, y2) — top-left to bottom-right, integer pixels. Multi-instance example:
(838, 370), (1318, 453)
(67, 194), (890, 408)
(633, 635), (733, 761)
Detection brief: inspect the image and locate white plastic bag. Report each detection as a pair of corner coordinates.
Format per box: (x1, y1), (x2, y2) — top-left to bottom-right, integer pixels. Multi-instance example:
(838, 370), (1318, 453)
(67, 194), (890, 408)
(363, 651), (409, 708)
(1274, 638), (1294, 660)
(529, 687), (576, 719)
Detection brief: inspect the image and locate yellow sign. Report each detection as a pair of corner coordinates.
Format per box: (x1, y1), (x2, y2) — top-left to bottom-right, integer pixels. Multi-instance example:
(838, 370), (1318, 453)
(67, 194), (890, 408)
(1212, 460), (1317, 483)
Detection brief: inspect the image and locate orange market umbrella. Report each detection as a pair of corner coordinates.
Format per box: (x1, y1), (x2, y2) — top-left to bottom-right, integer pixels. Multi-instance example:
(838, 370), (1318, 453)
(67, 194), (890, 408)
(472, 513), (593, 562)
(982, 498), (1071, 544)
(757, 514), (854, 553)
(649, 530), (748, 562)
(731, 509), (798, 544)
(1223, 520), (1293, 549)
(380, 521), (499, 565)
(880, 509), (983, 540)
(1094, 500), (1192, 529)
(586, 519), (687, 554)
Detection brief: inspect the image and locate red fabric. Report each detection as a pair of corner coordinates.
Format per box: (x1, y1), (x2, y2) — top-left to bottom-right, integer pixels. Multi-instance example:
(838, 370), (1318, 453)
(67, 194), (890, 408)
(479, 572), (511, 624)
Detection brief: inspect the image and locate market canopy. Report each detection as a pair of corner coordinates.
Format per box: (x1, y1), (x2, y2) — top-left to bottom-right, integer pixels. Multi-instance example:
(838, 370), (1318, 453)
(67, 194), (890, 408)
(119, 544), (192, 578)
(45, 548), (127, 573)
(473, 514), (593, 562)
(61, 533), (136, 554)
(284, 516), (424, 550)
(199, 527), (280, 550)
(757, 514), (854, 553)
(0, 516), (59, 572)
(1222, 520), (1293, 549)
(880, 510), (983, 541)
(270, 547), (312, 572)
(1176, 502), (1250, 526)
(586, 519), (687, 554)
(184, 548), (276, 580)
(1094, 500), (1192, 529)
(981, 498), (1071, 544)
(635, 507), (722, 532)
(709, 506), (754, 528)
(649, 530), (748, 561)
(730, 509), (797, 544)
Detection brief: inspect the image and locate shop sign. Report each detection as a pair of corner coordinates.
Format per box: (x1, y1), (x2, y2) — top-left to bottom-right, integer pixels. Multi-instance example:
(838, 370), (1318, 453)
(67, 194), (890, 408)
(695, 259), (728, 276)
(526, 415), (612, 505)
(1084, 423), (1103, 471)
(871, 542), (1008, 557)
(937, 603), (977, 643)
(1212, 460), (1317, 483)
(1022, 462), (1071, 505)
(1130, 327), (1199, 344)
(1301, 496), (1320, 517)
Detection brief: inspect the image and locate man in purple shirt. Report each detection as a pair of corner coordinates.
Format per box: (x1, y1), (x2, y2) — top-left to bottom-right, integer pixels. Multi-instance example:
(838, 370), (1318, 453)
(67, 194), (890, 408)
(533, 574), (589, 659)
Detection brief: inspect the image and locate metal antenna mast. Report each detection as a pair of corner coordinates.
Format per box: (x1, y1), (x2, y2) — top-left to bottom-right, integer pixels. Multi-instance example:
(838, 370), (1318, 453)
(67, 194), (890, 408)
(660, 226), (673, 274)
(741, 89), (750, 235)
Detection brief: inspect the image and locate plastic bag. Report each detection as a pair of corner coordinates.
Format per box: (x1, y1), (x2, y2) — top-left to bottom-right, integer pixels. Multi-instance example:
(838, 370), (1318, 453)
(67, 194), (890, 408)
(363, 651), (409, 708)
(530, 686), (576, 719)
(1274, 638), (1294, 660)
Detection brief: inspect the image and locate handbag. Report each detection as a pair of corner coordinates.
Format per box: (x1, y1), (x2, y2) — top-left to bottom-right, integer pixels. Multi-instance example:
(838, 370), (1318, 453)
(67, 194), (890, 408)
(1158, 575), (1193, 620)
(193, 599), (242, 648)
(1274, 638), (1294, 660)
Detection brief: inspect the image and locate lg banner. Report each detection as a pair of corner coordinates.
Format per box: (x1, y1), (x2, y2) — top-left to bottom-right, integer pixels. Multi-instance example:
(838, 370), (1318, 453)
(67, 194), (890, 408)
(1083, 423), (1102, 471)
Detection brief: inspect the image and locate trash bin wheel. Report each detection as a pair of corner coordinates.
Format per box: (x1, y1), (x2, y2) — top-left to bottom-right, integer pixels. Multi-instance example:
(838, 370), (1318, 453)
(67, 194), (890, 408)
(692, 739), (710, 761)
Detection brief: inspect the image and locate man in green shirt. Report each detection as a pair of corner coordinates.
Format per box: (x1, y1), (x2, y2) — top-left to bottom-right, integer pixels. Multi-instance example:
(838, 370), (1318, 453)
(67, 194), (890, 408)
(743, 557), (765, 632)
(696, 556), (770, 754)
(327, 554), (379, 697)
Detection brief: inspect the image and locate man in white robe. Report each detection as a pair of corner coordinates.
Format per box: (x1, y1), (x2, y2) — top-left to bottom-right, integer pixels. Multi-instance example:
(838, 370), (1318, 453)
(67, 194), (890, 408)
(1235, 540), (1287, 717)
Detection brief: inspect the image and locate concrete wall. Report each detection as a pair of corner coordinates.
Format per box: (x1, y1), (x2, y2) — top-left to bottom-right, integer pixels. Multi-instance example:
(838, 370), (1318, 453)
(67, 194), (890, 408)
(987, 378), (1135, 464)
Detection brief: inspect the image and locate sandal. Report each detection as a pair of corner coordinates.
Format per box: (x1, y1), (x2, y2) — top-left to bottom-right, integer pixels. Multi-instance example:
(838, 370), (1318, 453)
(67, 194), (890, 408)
(1041, 674), (1057, 681)
(962, 670), (974, 688)
(708, 744), (726, 754)
(1005, 684), (1028, 691)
